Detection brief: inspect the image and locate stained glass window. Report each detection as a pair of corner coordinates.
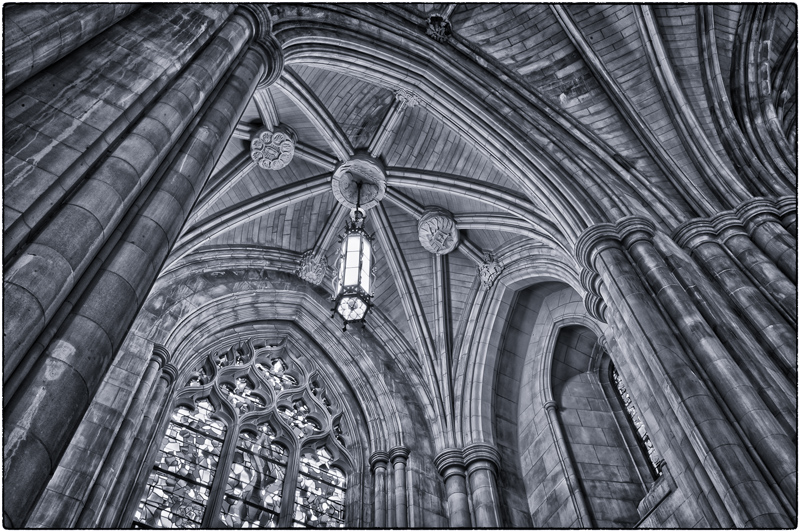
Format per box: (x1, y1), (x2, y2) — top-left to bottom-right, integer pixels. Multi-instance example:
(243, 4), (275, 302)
(611, 363), (664, 476)
(293, 447), (347, 528)
(220, 424), (288, 528)
(134, 340), (351, 528)
(133, 400), (226, 528)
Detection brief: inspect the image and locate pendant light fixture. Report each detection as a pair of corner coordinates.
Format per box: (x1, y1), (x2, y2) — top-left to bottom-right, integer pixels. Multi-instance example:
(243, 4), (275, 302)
(331, 182), (374, 331)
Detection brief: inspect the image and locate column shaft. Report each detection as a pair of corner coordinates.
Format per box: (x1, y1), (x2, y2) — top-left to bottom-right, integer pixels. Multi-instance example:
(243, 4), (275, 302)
(4, 4), (141, 92)
(103, 365), (176, 528)
(74, 348), (169, 527)
(434, 449), (471, 527)
(3, 7), (248, 382)
(589, 229), (790, 527)
(369, 452), (389, 527)
(692, 236), (796, 375)
(464, 443), (502, 528)
(626, 227), (796, 505)
(4, 5), (235, 263)
(737, 202), (797, 280)
(544, 404), (592, 527)
(390, 447), (409, 527)
(2, 14), (265, 526)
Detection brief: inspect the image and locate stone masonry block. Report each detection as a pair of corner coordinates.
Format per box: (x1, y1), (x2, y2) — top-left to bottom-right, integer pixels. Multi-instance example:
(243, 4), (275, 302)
(36, 203), (104, 270)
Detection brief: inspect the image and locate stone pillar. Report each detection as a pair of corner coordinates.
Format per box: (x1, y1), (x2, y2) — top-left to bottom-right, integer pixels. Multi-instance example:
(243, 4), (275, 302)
(74, 346), (169, 527)
(3, 10), (283, 525)
(775, 196), (797, 237)
(3, 6), (249, 382)
(713, 213), (797, 325)
(619, 218), (796, 505)
(369, 451), (389, 527)
(390, 446), (410, 527)
(672, 221), (797, 436)
(463, 443), (502, 528)
(4, 4), (141, 93)
(576, 221), (792, 528)
(736, 198), (797, 280)
(543, 401), (593, 527)
(434, 449), (471, 527)
(105, 363), (177, 528)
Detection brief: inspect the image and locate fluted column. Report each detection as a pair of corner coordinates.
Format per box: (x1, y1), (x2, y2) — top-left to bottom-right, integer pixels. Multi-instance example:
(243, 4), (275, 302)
(4, 5), (141, 92)
(3, 9), (283, 525)
(390, 446), (410, 527)
(619, 218), (796, 506)
(736, 198), (797, 280)
(434, 449), (471, 527)
(74, 346), (169, 527)
(369, 451), (389, 528)
(543, 402), (592, 527)
(576, 222), (792, 527)
(463, 443), (502, 528)
(107, 363), (177, 528)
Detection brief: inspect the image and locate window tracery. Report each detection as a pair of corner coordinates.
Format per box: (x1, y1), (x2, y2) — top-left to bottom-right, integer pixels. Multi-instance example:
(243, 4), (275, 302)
(133, 339), (353, 528)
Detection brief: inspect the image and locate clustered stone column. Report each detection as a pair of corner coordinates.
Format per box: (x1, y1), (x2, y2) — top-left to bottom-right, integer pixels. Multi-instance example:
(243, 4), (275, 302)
(369, 451), (390, 527)
(576, 214), (795, 527)
(2, 6), (284, 526)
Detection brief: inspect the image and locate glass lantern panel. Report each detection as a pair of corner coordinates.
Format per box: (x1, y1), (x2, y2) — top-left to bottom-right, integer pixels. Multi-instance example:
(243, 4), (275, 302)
(336, 296), (367, 322)
(360, 241), (371, 293)
(343, 235), (361, 287)
(335, 241), (346, 296)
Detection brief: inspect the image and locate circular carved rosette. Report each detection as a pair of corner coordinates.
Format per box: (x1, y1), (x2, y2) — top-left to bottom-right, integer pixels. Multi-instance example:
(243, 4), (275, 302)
(250, 124), (296, 170)
(418, 207), (459, 254)
(331, 152), (387, 210)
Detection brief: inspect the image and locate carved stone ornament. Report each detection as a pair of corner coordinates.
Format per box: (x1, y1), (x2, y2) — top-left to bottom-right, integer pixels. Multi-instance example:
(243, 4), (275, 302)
(331, 152), (387, 210)
(478, 252), (503, 289)
(250, 124), (296, 170)
(426, 14), (452, 43)
(418, 207), (459, 255)
(296, 250), (327, 285)
(395, 88), (422, 109)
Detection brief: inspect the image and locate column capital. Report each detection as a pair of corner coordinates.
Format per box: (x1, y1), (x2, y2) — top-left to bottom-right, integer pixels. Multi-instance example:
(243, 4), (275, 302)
(369, 450), (390, 472)
(250, 37), (284, 89)
(617, 216), (657, 249)
(580, 268), (606, 323)
(671, 219), (717, 250)
(735, 197), (781, 230)
(160, 363), (178, 385)
(543, 400), (558, 412)
(583, 293), (607, 323)
(463, 443), (501, 474)
(711, 212), (748, 243)
(575, 223), (621, 272)
(775, 195), (796, 217)
(151, 344), (170, 368)
(434, 448), (466, 479)
(389, 446), (410, 464)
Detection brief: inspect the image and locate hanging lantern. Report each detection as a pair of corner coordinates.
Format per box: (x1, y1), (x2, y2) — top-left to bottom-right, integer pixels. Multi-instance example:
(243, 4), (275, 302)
(332, 183), (374, 331)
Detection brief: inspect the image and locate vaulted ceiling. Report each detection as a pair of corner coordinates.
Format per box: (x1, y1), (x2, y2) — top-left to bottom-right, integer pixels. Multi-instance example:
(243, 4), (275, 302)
(156, 3), (796, 436)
